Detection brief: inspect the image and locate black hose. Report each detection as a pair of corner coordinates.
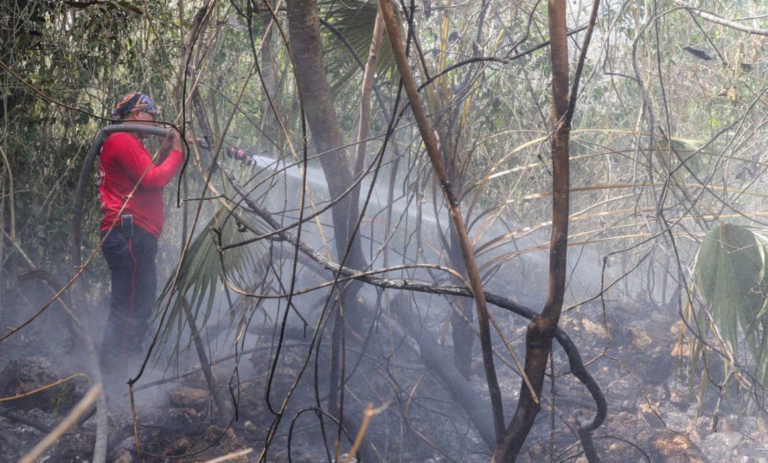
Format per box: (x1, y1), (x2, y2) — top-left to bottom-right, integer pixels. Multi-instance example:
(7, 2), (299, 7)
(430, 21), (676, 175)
(70, 124), (170, 459)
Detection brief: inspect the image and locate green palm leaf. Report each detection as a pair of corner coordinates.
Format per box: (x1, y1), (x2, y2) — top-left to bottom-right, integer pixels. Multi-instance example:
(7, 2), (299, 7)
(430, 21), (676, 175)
(154, 198), (269, 355)
(693, 223), (768, 381)
(320, 0), (396, 95)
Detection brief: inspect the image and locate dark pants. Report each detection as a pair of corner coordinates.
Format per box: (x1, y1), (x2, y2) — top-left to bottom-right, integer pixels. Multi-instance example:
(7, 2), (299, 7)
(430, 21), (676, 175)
(100, 225), (158, 380)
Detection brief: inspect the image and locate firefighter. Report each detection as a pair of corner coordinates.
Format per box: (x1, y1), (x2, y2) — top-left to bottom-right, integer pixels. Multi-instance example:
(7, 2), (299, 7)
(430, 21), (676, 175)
(97, 92), (183, 385)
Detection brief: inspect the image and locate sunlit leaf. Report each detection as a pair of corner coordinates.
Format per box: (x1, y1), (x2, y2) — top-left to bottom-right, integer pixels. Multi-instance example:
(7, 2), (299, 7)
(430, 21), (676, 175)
(63, 0), (106, 9)
(113, 1), (144, 16)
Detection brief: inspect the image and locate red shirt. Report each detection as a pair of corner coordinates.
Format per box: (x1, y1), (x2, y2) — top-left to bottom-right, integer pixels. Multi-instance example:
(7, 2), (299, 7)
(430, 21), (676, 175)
(98, 132), (182, 238)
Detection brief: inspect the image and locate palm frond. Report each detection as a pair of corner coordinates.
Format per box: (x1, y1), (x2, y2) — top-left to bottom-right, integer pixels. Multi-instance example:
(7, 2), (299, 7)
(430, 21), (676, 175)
(691, 223), (768, 382)
(154, 195), (269, 355)
(320, 0), (396, 96)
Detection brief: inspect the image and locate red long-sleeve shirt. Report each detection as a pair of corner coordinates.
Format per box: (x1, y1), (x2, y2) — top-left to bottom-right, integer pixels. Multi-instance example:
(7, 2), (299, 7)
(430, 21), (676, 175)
(98, 132), (182, 238)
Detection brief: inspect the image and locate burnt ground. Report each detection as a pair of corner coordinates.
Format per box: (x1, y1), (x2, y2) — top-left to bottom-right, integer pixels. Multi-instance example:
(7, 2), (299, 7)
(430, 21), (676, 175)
(1, 294), (768, 462)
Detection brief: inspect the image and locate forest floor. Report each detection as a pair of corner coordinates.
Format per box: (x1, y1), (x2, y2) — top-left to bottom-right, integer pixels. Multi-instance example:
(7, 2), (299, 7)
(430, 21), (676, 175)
(1, 295), (768, 462)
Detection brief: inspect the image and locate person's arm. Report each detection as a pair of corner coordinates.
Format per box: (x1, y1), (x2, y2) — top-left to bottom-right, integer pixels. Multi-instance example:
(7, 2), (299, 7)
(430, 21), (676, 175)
(157, 129), (184, 163)
(116, 134), (183, 189)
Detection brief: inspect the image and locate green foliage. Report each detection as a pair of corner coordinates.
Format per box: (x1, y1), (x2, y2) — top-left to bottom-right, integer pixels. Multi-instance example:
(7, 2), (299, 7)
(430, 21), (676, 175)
(155, 198), (268, 353)
(320, 0), (396, 96)
(695, 224), (766, 344)
(691, 223), (768, 383)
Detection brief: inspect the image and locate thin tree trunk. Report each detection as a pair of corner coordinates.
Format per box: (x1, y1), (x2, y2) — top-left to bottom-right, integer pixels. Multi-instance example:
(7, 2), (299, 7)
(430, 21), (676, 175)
(389, 294), (496, 449)
(352, 8), (384, 172)
(377, 0), (506, 439)
(491, 1), (570, 459)
(285, 0), (367, 277)
(492, 0), (604, 457)
(284, 2), (373, 456)
(448, 232), (474, 380)
(258, 8), (280, 158)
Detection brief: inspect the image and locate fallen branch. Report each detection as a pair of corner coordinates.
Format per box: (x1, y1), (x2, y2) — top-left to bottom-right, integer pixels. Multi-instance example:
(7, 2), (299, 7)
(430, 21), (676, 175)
(130, 343), (305, 394)
(0, 407), (53, 433)
(18, 385), (101, 463)
(0, 373), (88, 403)
(218, 162), (606, 453)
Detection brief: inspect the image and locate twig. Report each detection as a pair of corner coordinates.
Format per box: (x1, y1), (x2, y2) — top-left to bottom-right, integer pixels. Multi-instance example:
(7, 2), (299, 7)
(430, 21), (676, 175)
(18, 385), (101, 463)
(671, 0), (768, 36)
(181, 297), (232, 422)
(203, 448), (254, 463)
(1, 231), (82, 337)
(0, 373), (88, 403)
(0, 59), (103, 120)
(129, 383), (143, 461)
(416, 25), (589, 92)
(344, 403), (387, 463)
(0, 145), (15, 240)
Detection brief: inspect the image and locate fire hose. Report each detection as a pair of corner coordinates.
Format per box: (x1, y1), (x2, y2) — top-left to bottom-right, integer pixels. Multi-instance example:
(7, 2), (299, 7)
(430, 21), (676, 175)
(72, 124), (174, 462)
(71, 125), (260, 457)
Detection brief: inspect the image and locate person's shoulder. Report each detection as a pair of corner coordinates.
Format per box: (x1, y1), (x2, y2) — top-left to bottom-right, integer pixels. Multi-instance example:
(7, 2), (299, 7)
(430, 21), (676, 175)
(101, 132), (144, 155)
(101, 132), (145, 166)
(103, 131), (142, 151)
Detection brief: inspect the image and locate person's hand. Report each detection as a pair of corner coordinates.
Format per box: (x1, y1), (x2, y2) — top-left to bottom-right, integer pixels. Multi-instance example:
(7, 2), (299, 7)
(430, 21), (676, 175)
(158, 129), (182, 153)
(171, 130), (184, 151)
(182, 130), (195, 151)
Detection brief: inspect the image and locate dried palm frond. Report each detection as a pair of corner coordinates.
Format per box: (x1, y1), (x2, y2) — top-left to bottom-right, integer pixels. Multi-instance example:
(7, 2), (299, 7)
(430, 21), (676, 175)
(320, 0), (396, 96)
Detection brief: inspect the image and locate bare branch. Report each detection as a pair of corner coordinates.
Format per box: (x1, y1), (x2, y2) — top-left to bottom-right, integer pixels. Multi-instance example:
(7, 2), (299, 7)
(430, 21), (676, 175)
(672, 0), (768, 36)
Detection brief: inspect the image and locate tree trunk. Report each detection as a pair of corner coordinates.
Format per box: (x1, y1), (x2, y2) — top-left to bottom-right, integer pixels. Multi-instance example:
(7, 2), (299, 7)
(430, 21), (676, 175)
(389, 294), (496, 449)
(285, 0), (367, 279)
(492, 0), (572, 460)
(377, 0), (505, 439)
(352, 8), (384, 172)
(448, 231), (475, 380)
(285, 1), (372, 455)
(258, 8), (281, 158)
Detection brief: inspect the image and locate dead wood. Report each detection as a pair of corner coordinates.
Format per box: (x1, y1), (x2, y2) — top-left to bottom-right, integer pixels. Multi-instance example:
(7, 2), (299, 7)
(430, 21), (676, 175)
(377, 0), (505, 438)
(388, 294), (497, 450)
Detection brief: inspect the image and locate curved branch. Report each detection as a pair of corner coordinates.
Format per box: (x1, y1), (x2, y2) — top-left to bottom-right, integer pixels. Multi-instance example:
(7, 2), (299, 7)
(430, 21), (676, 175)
(417, 25), (588, 93)
(377, 0), (505, 438)
(672, 0), (768, 36)
(218, 162), (607, 449)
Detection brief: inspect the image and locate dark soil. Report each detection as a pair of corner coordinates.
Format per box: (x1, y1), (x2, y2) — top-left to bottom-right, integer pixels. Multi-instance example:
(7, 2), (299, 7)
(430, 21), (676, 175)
(1, 295), (767, 462)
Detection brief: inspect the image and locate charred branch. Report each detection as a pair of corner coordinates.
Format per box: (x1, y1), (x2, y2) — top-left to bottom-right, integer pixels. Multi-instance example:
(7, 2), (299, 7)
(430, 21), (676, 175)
(377, 0), (506, 439)
(216, 162), (607, 457)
